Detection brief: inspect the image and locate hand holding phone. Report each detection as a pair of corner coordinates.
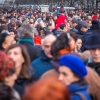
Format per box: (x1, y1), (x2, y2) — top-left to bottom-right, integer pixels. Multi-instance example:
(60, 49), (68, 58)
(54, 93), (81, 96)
(37, 18), (42, 23)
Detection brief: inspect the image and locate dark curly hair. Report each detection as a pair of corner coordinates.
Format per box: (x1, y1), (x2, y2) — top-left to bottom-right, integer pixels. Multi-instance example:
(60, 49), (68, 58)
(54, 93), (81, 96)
(51, 33), (70, 56)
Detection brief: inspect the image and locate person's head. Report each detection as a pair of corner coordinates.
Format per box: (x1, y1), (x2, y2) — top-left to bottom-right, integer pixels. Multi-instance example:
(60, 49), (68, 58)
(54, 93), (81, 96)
(85, 67), (100, 100)
(1, 16), (5, 20)
(71, 19), (78, 28)
(29, 17), (34, 25)
(78, 20), (90, 33)
(51, 33), (75, 56)
(53, 13), (57, 20)
(5, 44), (31, 79)
(47, 23), (53, 32)
(0, 51), (17, 87)
(0, 82), (17, 100)
(10, 18), (16, 25)
(18, 15), (22, 21)
(59, 55), (87, 85)
(42, 34), (56, 58)
(42, 12), (46, 18)
(16, 21), (22, 29)
(88, 20), (92, 27)
(17, 23), (37, 38)
(0, 25), (8, 33)
(85, 33), (100, 63)
(60, 23), (68, 32)
(9, 29), (16, 39)
(0, 33), (13, 50)
(73, 35), (82, 51)
(22, 78), (70, 100)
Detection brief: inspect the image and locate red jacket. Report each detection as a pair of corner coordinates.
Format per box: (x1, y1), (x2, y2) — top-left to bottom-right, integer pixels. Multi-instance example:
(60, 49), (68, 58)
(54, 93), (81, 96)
(33, 36), (41, 45)
(55, 14), (67, 29)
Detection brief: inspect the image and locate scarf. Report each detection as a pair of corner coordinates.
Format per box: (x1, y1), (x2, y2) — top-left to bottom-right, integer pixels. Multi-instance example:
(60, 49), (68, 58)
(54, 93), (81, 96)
(18, 38), (34, 45)
(88, 62), (100, 76)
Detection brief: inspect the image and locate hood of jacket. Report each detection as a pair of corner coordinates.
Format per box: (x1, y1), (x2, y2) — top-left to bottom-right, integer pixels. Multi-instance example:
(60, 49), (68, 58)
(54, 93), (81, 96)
(68, 83), (88, 93)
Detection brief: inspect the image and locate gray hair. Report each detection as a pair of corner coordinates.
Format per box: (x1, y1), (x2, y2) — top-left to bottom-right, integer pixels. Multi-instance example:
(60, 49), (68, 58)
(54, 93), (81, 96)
(17, 24), (37, 38)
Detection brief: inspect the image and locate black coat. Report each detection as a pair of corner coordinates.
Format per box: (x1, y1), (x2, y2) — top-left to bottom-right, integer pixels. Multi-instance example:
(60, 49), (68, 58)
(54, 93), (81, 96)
(84, 58), (100, 76)
(19, 42), (41, 62)
(13, 77), (32, 96)
(14, 67), (38, 96)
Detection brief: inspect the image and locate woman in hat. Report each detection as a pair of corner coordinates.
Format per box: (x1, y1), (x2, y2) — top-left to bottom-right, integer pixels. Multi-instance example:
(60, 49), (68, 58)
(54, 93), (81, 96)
(5, 44), (37, 96)
(59, 55), (91, 100)
(0, 51), (20, 100)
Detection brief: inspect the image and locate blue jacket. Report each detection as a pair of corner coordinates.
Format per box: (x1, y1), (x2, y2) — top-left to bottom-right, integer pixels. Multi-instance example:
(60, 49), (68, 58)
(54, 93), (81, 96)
(68, 83), (91, 100)
(31, 50), (52, 78)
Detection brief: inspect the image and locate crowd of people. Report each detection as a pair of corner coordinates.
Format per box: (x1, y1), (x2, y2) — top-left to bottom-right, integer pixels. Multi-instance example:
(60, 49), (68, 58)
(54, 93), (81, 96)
(0, 6), (100, 100)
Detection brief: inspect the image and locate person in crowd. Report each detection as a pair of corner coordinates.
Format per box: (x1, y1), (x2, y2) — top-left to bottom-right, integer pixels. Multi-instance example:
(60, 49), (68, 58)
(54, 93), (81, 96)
(5, 44), (37, 96)
(47, 23), (53, 32)
(0, 32), (13, 51)
(9, 29), (17, 43)
(0, 51), (20, 100)
(0, 25), (8, 33)
(29, 17), (35, 26)
(17, 15), (23, 23)
(60, 5), (65, 13)
(59, 54), (91, 100)
(85, 33), (100, 76)
(22, 78), (70, 100)
(34, 18), (51, 36)
(42, 12), (46, 21)
(70, 18), (78, 29)
(8, 18), (16, 30)
(55, 13), (67, 30)
(73, 35), (82, 53)
(91, 20), (100, 30)
(71, 20), (90, 37)
(87, 20), (92, 27)
(85, 67), (100, 100)
(57, 23), (68, 35)
(16, 21), (22, 29)
(51, 32), (75, 71)
(31, 34), (56, 78)
(17, 24), (41, 62)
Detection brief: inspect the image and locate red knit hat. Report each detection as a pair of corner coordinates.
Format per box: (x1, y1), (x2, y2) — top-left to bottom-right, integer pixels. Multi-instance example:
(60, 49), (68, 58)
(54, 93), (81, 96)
(0, 51), (15, 80)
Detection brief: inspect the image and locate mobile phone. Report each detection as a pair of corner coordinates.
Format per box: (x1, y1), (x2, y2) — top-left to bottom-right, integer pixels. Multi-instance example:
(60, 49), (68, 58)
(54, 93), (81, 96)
(38, 18), (42, 23)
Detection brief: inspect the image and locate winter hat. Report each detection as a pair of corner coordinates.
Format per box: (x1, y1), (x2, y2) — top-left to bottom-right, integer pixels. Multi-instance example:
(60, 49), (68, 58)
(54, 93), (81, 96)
(85, 33), (100, 49)
(60, 55), (87, 78)
(0, 51), (15, 80)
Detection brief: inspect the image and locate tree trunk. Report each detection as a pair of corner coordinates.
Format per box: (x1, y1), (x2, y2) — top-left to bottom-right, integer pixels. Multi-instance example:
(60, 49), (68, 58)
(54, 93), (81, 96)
(96, 0), (98, 10)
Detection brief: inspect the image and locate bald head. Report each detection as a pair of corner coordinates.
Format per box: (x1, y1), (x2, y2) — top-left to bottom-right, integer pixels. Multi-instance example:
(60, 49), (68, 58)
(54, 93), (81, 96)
(43, 34), (56, 44)
(42, 34), (56, 58)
